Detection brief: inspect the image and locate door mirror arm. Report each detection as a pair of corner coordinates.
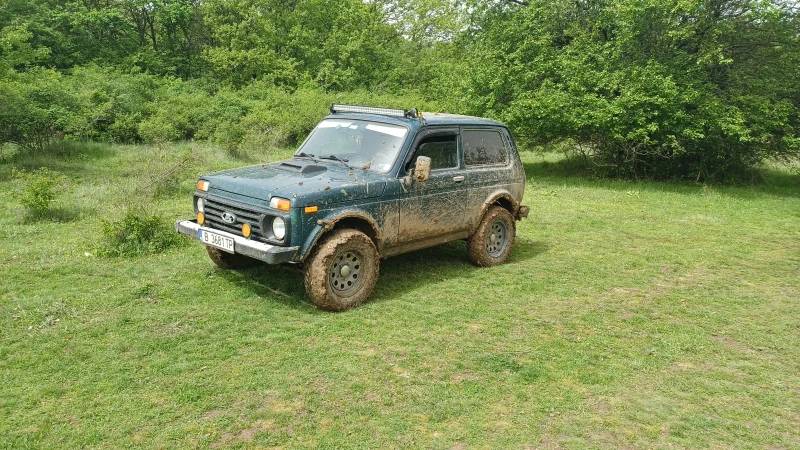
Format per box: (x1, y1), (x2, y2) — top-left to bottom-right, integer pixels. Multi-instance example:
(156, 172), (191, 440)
(402, 169), (415, 186)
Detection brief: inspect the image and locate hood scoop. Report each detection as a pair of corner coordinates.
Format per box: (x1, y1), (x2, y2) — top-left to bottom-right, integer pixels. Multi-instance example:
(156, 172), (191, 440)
(277, 161), (327, 174)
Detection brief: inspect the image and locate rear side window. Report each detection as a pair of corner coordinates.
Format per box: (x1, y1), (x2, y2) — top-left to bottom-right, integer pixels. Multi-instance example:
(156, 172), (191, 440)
(463, 129), (507, 166)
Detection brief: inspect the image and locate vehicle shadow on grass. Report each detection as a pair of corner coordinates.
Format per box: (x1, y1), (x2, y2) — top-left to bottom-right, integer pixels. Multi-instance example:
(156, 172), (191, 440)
(371, 238), (548, 303)
(216, 238), (549, 310)
(522, 157), (800, 200)
(217, 264), (310, 309)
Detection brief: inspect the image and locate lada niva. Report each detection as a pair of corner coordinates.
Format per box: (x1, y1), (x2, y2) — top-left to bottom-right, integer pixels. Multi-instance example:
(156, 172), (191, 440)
(176, 104), (529, 310)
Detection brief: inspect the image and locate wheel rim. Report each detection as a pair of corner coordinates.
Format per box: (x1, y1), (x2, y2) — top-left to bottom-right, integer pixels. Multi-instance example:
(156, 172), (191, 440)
(485, 220), (508, 257)
(330, 249), (363, 295)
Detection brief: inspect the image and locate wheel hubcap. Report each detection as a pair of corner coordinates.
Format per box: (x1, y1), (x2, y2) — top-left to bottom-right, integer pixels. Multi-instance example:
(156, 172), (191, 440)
(485, 221), (508, 257)
(331, 251), (362, 294)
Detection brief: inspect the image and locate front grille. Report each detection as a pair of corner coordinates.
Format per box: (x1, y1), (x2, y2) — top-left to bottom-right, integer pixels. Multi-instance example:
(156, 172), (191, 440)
(202, 197), (266, 242)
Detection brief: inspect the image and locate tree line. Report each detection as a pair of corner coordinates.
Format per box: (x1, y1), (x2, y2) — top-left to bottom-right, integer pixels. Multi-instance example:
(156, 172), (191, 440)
(1, 0), (798, 180)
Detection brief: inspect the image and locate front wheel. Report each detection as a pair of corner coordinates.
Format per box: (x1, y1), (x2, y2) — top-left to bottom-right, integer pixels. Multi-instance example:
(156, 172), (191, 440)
(303, 229), (380, 311)
(467, 206), (516, 267)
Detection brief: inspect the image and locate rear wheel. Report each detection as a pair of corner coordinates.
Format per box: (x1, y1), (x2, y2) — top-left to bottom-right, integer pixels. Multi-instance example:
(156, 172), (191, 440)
(206, 246), (261, 270)
(467, 206), (516, 267)
(303, 229), (380, 311)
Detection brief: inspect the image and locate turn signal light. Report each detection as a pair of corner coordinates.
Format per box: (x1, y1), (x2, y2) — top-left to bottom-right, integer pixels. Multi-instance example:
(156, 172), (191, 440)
(270, 197), (291, 211)
(196, 180), (210, 191)
(304, 206), (319, 214)
(197, 211), (205, 225)
(242, 223), (251, 238)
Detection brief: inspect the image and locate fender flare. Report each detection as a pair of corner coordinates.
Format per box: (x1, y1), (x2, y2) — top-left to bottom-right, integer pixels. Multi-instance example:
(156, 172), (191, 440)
(299, 209), (382, 261)
(470, 190), (519, 235)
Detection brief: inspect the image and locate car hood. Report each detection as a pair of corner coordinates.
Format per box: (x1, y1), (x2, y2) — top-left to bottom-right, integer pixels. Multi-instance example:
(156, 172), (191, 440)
(202, 159), (388, 207)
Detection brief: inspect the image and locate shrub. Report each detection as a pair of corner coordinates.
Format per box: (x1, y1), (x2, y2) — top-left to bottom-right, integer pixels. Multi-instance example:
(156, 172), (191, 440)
(134, 146), (203, 199)
(61, 66), (160, 142)
(137, 117), (181, 144)
(0, 69), (75, 152)
(211, 120), (247, 159)
(11, 167), (63, 216)
(98, 210), (183, 257)
(0, 142), (22, 162)
(1, 64), (442, 162)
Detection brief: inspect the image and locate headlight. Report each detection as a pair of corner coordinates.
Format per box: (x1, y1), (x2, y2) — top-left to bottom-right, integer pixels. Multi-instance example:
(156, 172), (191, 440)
(196, 197), (205, 213)
(272, 217), (286, 240)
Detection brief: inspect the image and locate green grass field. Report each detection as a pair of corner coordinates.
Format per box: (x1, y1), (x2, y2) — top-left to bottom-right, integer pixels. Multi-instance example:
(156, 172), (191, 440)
(1, 143), (799, 449)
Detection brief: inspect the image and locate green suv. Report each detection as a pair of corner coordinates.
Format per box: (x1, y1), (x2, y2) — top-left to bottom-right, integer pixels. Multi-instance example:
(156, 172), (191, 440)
(176, 105), (529, 310)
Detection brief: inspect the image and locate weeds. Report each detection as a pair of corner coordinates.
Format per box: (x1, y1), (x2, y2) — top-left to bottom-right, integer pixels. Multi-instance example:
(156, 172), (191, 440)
(95, 146), (199, 256)
(137, 146), (202, 199)
(97, 209), (183, 257)
(11, 167), (63, 217)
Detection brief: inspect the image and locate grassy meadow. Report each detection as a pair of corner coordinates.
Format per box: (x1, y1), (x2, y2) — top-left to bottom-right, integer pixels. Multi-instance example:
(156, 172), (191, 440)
(1, 143), (799, 449)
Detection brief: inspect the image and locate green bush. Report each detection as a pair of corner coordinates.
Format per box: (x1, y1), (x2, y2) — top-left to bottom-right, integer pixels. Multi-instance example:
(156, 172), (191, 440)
(1, 63), (441, 156)
(0, 142), (22, 162)
(11, 167), (63, 216)
(98, 210), (183, 257)
(61, 66), (160, 142)
(0, 69), (76, 152)
(211, 120), (247, 158)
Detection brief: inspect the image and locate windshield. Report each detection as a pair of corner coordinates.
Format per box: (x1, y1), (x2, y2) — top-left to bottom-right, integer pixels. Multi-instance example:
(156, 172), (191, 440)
(295, 119), (408, 173)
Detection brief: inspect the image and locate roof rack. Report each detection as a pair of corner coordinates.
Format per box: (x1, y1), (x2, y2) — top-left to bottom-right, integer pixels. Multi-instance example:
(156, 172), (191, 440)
(330, 104), (421, 119)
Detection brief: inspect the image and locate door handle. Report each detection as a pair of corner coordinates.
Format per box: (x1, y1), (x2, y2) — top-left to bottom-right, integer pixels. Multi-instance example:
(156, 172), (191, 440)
(453, 175), (465, 182)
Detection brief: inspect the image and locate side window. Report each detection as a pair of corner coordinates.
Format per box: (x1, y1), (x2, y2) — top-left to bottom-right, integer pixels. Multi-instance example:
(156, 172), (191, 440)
(408, 134), (458, 171)
(463, 129), (507, 166)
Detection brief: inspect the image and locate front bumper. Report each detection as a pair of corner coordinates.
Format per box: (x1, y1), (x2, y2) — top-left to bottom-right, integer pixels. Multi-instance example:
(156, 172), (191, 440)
(175, 220), (299, 264)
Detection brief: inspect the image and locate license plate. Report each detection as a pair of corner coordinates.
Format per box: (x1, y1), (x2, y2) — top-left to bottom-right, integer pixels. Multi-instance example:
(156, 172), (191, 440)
(200, 229), (235, 253)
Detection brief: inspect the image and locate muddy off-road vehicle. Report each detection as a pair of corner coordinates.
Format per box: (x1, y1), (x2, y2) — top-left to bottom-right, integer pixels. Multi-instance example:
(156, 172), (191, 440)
(176, 104), (529, 310)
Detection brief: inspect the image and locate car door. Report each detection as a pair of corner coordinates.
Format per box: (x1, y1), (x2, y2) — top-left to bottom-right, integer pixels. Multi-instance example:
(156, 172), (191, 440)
(460, 127), (513, 230)
(397, 127), (468, 243)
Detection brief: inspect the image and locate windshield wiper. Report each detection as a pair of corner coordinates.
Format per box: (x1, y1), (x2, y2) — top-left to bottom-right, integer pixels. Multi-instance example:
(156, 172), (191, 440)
(319, 154), (354, 170)
(294, 152), (317, 160)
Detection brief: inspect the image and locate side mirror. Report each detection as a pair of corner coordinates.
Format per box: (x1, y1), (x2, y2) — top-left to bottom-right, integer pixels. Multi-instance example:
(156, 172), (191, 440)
(414, 156), (431, 182)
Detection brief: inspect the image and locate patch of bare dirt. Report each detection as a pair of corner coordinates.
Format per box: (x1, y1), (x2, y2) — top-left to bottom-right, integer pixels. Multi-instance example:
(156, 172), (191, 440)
(711, 334), (765, 356)
(602, 265), (712, 305)
(202, 409), (226, 420)
(213, 420), (276, 447)
(449, 372), (482, 383)
(672, 361), (697, 371)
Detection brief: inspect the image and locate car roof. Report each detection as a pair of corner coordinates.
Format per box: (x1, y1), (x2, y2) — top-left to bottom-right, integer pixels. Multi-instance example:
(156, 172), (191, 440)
(421, 112), (505, 127)
(322, 112), (506, 128)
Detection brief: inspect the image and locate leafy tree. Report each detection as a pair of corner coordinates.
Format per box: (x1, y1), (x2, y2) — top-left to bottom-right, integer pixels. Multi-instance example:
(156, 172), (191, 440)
(0, 0), (797, 179)
(0, 23), (50, 72)
(454, 0), (800, 179)
(200, 0), (399, 90)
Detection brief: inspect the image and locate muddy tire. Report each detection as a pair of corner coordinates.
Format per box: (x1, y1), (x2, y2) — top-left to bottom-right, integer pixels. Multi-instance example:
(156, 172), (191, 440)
(467, 206), (516, 267)
(206, 246), (261, 270)
(303, 229), (379, 311)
